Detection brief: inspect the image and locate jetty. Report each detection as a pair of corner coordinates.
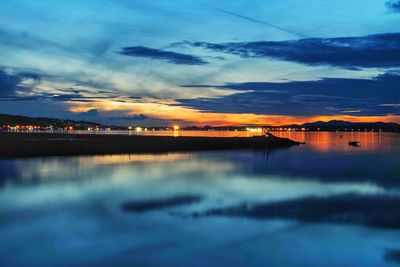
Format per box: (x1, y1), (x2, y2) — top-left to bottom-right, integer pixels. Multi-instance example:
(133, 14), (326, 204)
(0, 132), (301, 158)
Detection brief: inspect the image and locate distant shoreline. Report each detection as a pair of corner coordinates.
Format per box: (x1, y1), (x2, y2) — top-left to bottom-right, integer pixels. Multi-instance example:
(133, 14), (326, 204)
(0, 132), (301, 158)
(2, 114), (399, 133)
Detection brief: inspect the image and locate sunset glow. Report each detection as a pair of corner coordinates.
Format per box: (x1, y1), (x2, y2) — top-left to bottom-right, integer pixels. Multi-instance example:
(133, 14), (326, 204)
(0, 0), (399, 126)
(68, 99), (400, 126)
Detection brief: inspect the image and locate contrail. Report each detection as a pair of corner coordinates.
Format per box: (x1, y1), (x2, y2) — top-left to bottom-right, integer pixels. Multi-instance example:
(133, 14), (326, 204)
(202, 3), (308, 39)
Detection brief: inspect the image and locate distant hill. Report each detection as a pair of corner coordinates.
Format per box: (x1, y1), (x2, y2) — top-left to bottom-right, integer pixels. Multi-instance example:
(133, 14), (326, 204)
(186, 120), (400, 132)
(0, 114), (104, 130)
(292, 120), (400, 131)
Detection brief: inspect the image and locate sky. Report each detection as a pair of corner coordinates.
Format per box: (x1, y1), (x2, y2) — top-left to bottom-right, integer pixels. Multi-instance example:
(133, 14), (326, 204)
(0, 0), (400, 126)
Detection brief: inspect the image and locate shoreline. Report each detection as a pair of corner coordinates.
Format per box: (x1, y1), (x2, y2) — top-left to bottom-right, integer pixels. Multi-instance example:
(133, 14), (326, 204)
(0, 132), (301, 158)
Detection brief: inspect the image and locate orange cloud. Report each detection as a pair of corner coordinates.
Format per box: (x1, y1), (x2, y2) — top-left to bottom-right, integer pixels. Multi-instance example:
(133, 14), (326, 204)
(68, 99), (400, 126)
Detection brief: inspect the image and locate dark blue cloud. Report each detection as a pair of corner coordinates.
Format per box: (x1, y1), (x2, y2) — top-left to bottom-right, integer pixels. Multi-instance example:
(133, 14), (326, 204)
(117, 46), (207, 65)
(187, 33), (400, 68)
(0, 70), (22, 97)
(386, 1), (400, 11)
(0, 69), (43, 100)
(177, 72), (400, 116)
(0, 69), (121, 102)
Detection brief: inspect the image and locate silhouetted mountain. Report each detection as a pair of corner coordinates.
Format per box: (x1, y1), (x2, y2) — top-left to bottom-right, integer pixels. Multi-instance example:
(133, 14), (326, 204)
(298, 120), (400, 131)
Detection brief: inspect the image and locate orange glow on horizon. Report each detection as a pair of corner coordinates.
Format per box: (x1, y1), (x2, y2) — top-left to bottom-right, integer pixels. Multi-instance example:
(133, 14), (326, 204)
(68, 100), (400, 126)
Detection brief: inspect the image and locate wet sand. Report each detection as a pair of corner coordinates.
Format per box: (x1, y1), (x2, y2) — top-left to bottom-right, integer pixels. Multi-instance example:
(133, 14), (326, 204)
(0, 132), (301, 158)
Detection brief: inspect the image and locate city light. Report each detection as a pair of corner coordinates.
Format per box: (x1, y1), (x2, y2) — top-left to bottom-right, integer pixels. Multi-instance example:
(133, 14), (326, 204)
(246, 127), (263, 133)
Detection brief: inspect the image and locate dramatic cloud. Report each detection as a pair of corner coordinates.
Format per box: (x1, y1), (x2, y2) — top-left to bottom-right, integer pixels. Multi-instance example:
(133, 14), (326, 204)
(0, 69), (122, 102)
(0, 70), (22, 97)
(0, 69), (43, 100)
(386, 0), (400, 11)
(1, 0), (400, 125)
(187, 33), (400, 68)
(177, 72), (400, 116)
(117, 46), (207, 65)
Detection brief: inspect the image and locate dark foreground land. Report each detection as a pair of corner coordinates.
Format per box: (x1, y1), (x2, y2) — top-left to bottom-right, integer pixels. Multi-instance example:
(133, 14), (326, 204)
(0, 132), (300, 158)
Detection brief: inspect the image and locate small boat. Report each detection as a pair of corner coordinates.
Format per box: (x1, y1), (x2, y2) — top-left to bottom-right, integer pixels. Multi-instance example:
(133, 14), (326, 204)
(348, 141), (360, 147)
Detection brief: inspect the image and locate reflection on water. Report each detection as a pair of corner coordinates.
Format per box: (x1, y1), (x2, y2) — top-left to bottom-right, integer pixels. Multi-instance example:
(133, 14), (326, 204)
(121, 195), (203, 213)
(0, 132), (400, 267)
(30, 129), (398, 152)
(273, 131), (394, 152)
(70, 129), (398, 152)
(193, 193), (400, 229)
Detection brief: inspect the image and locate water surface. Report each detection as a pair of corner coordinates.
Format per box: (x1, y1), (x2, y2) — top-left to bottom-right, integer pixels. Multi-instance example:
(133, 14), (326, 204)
(1, 132), (399, 267)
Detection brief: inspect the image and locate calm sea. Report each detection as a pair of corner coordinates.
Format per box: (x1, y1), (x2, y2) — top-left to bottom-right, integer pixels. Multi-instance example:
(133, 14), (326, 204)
(0, 132), (399, 267)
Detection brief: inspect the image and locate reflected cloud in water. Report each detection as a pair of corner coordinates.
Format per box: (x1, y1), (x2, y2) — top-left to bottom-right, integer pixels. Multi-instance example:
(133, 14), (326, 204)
(0, 132), (400, 267)
(192, 193), (400, 229)
(121, 195), (202, 213)
(384, 249), (400, 264)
